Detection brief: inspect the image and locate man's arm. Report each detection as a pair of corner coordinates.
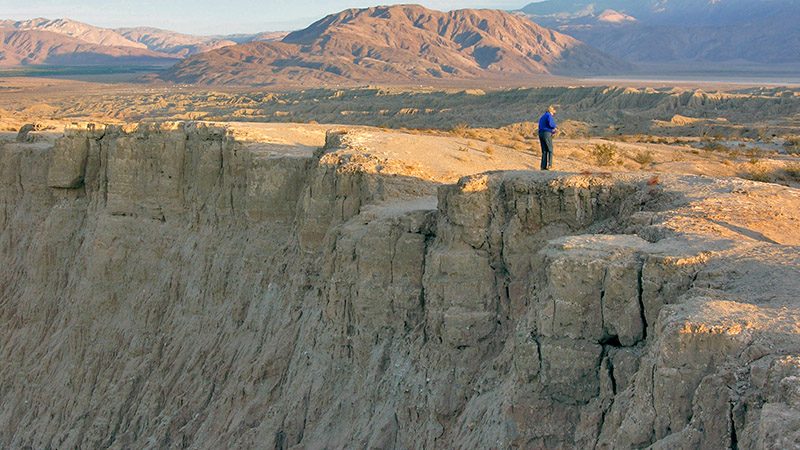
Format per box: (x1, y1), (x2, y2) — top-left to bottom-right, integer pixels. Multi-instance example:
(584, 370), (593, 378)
(549, 115), (558, 134)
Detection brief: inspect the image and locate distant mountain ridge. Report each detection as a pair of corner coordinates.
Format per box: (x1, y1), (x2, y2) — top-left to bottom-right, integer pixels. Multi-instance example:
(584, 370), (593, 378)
(520, 0), (800, 64)
(1, 18), (147, 49)
(0, 17), (286, 67)
(0, 26), (176, 67)
(115, 28), (238, 58)
(116, 28), (288, 58)
(1, 3), (796, 77)
(162, 5), (628, 86)
(521, 0), (797, 26)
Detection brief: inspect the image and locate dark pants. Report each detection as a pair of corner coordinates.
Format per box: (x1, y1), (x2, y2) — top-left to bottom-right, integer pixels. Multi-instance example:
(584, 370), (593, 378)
(539, 131), (553, 170)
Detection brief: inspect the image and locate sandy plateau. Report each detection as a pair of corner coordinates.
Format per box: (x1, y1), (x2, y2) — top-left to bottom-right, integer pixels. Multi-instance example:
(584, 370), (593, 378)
(0, 77), (799, 449)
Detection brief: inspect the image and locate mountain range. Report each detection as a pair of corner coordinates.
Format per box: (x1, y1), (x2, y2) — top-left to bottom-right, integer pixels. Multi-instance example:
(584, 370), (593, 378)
(520, 0), (800, 64)
(1, 2), (797, 84)
(162, 5), (626, 86)
(0, 18), (286, 67)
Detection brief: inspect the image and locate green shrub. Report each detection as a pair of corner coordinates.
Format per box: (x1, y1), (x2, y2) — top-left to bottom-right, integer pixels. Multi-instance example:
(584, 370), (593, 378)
(591, 143), (619, 166)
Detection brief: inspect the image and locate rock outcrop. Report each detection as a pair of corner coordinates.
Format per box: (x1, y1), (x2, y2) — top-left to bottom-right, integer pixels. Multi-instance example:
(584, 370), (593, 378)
(1, 123), (798, 448)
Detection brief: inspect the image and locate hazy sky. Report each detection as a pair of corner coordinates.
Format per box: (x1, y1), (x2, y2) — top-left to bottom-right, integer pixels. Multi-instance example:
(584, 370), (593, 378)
(0, 0), (530, 35)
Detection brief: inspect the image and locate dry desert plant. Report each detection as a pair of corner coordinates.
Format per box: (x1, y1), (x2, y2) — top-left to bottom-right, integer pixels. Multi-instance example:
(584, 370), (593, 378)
(632, 149), (655, 167)
(742, 161), (772, 183)
(785, 136), (800, 155)
(701, 140), (730, 152)
(591, 143), (619, 166)
(512, 141), (528, 152)
(784, 163), (800, 181)
(450, 122), (470, 136)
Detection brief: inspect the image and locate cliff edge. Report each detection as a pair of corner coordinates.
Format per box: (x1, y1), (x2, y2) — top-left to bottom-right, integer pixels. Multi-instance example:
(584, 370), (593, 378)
(1, 122), (799, 448)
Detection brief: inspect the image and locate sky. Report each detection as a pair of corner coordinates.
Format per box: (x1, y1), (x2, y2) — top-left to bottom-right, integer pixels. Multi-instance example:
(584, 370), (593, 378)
(0, 0), (531, 35)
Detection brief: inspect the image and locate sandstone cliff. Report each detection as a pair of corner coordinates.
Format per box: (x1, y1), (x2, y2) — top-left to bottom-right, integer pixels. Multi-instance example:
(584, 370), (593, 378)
(1, 123), (798, 448)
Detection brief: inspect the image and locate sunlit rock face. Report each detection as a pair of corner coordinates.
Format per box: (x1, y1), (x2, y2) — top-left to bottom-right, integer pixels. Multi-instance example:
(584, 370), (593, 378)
(1, 122), (798, 449)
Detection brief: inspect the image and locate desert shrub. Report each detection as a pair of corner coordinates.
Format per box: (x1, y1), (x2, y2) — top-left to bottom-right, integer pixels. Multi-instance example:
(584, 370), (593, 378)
(557, 120), (591, 138)
(701, 141), (730, 152)
(784, 163), (800, 181)
(740, 162), (800, 186)
(632, 149), (655, 167)
(744, 148), (762, 159)
(742, 162), (772, 183)
(785, 136), (800, 155)
(450, 122), (470, 136)
(591, 143), (619, 166)
(501, 121), (537, 137)
(757, 129), (776, 143)
(512, 141), (528, 152)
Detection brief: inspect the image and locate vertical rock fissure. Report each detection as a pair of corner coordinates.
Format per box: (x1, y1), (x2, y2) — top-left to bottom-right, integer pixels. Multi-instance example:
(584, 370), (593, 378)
(391, 412), (400, 450)
(593, 353), (617, 450)
(533, 334), (543, 371)
(101, 136), (109, 205)
(297, 388), (311, 445)
(274, 430), (286, 450)
(599, 267), (608, 340)
(648, 363), (657, 445)
(729, 399), (739, 450)
(607, 355), (617, 396)
(389, 233), (397, 286)
(636, 261), (647, 341)
(15, 158), (24, 196)
(536, 189), (545, 226)
(418, 232), (434, 342)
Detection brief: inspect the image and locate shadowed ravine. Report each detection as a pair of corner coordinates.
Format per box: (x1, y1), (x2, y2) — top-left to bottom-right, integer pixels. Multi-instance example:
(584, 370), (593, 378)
(1, 123), (799, 449)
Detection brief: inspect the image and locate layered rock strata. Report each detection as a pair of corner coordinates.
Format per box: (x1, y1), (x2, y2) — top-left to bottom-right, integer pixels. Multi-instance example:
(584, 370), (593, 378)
(1, 123), (798, 449)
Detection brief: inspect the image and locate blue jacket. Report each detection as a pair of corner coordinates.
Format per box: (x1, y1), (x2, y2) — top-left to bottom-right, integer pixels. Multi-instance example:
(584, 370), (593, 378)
(538, 111), (557, 133)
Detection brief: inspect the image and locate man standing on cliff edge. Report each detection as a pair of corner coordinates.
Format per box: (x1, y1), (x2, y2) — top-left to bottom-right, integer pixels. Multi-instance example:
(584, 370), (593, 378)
(538, 105), (558, 170)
